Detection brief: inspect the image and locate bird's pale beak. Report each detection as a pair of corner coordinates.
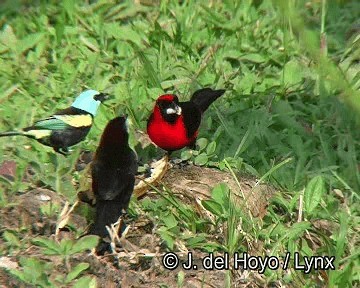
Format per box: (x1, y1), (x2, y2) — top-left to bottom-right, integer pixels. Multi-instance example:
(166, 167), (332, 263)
(166, 105), (182, 115)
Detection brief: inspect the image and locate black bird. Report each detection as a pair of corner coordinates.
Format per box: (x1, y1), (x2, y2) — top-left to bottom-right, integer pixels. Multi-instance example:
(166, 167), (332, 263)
(89, 116), (138, 254)
(0, 90), (109, 155)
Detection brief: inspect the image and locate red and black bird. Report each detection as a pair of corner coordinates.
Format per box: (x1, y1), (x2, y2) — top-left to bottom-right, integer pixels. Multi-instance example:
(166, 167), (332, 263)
(147, 88), (225, 152)
(89, 116), (137, 254)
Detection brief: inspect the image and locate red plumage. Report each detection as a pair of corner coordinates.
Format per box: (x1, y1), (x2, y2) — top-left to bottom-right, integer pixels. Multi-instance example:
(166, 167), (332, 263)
(147, 88), (225, 152)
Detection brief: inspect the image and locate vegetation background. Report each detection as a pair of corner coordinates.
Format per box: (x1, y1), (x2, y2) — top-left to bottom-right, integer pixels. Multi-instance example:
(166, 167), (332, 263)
(0, 0), (359, 287)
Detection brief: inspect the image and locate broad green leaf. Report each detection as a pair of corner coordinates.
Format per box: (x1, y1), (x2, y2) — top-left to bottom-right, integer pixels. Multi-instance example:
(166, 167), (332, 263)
(194, 153), (208, 166)
(211, 183), (229, 208)
(201, 199), (223, 217)
(206, 141), (217, 155)
(196, 138), (208, 151)
(181, 150), (192, 161)
(32, 237), (61, 255)
(60, 239), (74, 255)
(157, 227), (175, 250)
(282, 60), (304, 86)
(70, 236), (99, 254)
(162, 213), (178, 229)
(66, 263), (90, 283)
(3, 230), (21, 247)
(72, 276), (97, 288)
(304, 175), (326, 214)
(239, 53), (266, 63)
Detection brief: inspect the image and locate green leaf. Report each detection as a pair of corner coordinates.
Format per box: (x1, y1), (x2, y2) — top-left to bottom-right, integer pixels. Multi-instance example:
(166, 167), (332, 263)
(304, 175), (326, 214)
(0, 24), (17, 49)
(194, 153), (208, 166)
(239, 53), (266, 63)
(186, 234), (207, 246)
(3, 230), (21, 247)
(105, 23), (144, 47)
(162, 213), (178, 229)
(287, 221), (311, 240)
(8, 269), (27, 283)
(17, 33), (44, 54)
(177, 271), (185, 287)
(79, 36), (99, 52)
(181, 150), (192, 161)
(32, 237), (61, 255)
(211, 183), (229, 208)
(282, 60), (304, 86)
(9, 257), (52, 287)
(66, 263), (90, 283)
(206, 141), (216, 155)
(60, 239), (74, 255)
(196, 138), (208, 151)
(201, 199), (223, 217)
(70, 236), (99, 254)
(63, 0), (76, 18)
(336, 212), (348, 259)
(72, 276), (97, 288)
(157, 227), (175, 250)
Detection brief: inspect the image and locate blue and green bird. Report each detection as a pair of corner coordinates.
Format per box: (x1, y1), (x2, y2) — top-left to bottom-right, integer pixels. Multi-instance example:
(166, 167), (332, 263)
(0, 89), (109, 155)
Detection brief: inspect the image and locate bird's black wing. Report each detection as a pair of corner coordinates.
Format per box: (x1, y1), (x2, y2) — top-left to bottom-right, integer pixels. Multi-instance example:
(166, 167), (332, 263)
(92, 150), (137, 202)
(54, 106), (90, 116)
(190, 88), (225, 113)
(180, 102), (202, 139)
(90, 157), (137, 238)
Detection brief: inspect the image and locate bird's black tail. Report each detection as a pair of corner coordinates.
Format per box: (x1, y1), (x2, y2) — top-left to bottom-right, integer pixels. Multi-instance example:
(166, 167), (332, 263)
(89, 200), (125, 238)
(0, 131), (23, 137)
(190, 88), (225, 113)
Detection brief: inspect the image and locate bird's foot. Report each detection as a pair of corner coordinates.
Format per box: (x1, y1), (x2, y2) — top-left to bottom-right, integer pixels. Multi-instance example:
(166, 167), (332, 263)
(95, 241), (120, 268)
(95, 240), (112, 256)
(169, 158), (191, 169)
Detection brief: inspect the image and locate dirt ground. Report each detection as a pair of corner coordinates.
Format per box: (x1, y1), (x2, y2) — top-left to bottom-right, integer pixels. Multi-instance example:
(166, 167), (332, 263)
(0, 159), (275, 287)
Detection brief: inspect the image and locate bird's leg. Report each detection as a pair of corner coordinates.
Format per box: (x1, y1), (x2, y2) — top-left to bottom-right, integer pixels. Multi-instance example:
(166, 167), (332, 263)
(95, 241), (112, 256)
(187, 142), (196, 150)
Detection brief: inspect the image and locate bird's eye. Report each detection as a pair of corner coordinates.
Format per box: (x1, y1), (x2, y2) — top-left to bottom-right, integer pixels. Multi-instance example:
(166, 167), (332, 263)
(157, 102), (165, 109)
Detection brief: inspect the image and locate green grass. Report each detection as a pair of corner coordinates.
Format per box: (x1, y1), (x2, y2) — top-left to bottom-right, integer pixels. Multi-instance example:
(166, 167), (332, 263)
(0, 0), (359, 287)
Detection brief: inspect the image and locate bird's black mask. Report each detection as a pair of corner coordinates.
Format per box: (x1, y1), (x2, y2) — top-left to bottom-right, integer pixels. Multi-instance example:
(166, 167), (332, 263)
(157, 97), (182, 124)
